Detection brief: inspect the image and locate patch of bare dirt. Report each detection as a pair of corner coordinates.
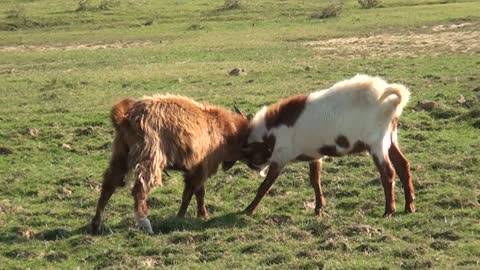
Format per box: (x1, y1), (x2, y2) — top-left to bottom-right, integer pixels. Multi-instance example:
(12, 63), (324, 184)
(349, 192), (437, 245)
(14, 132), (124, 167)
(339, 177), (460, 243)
(305, 23), (480, 60)
(0, 40), (155, 52)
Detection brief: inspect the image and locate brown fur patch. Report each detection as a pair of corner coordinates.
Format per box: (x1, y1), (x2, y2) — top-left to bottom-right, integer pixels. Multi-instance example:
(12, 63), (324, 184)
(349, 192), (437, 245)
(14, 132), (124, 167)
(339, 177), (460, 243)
(111, 98), (136, 130)
(335, 135), (350, 148)
(263, 134), (276, 152)
(372, 154), (396, 216)
(388, 143), (415, 211)
(350, 141), (369, 154)
(308, 160), (325, 214)
(246, 134), (276, 167)
(318, 145), (339, 157)
(309, 161), (321, 183)
(265, 94), (308, 129)
(319, 140), (369, 157)
(296, 154), (316, 162)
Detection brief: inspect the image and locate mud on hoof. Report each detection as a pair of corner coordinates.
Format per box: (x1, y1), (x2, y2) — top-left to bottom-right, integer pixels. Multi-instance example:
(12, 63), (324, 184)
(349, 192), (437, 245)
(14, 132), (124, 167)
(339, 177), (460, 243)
(136, 217), (154, 234)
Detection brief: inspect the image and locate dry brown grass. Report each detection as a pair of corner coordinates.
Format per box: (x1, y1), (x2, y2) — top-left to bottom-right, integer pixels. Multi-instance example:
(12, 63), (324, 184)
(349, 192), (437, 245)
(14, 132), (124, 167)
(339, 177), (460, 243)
(304, 23), (479, 60)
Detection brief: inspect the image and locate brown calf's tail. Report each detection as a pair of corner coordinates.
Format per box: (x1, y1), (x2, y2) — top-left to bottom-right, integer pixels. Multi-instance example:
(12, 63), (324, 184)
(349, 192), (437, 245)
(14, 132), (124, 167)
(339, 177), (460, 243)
(111, 98), (136, 130)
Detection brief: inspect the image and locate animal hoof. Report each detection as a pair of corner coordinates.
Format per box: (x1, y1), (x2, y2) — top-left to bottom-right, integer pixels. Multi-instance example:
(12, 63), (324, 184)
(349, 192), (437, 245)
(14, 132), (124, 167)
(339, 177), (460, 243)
(383, 211), (394, 218)
(197, 206), (209, 219)
(314, 208), (323, 216)
(243, 208), (255, 216)
(405, 204), (415, 213)
(197, 212), (209, 219)
(136, 217), (154, 234)
(88, 220), (103, 235)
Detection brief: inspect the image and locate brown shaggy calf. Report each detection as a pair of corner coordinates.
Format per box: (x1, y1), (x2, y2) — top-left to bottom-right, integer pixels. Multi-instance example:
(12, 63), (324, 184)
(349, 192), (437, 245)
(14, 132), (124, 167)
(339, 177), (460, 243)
(89, 95), (249, 234)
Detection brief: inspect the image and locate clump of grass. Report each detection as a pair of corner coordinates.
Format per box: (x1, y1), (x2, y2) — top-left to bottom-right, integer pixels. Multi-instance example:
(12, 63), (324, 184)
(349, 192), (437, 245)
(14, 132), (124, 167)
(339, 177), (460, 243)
(358, 0), (381, 9)
(311, 0), (343, 19)
(224, 0), (241, 10)
(76, 0), (90, 12)
(76, 0), (119, 12)
(2, 6), (30, 31)
(5, 6), (26, 20)
(187, 24), (206, 31)
(143, 18), (154, 26)
(99, 0), (120, 11)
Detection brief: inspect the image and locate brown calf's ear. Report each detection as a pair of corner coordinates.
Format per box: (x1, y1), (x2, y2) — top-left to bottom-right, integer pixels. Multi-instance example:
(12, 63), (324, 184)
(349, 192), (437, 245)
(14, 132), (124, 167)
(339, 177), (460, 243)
(222, 160), (237, 171)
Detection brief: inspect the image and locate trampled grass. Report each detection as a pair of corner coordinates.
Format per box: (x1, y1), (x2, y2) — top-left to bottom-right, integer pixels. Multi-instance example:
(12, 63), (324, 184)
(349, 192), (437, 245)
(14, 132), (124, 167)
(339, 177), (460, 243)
(0, 0), (479, 269)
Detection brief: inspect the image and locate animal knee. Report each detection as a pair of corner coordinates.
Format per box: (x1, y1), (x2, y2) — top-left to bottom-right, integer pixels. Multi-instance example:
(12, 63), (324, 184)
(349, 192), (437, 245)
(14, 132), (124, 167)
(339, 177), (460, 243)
(385, 165), (395, 180)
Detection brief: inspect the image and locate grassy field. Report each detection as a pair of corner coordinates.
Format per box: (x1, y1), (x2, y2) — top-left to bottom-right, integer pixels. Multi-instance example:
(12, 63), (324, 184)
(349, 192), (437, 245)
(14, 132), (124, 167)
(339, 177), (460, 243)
(1, 0), (479, 269)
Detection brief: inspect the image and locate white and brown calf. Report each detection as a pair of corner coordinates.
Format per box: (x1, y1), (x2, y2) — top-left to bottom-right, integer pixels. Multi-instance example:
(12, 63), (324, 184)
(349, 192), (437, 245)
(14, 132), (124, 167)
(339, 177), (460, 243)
(242, 74), (415, 217)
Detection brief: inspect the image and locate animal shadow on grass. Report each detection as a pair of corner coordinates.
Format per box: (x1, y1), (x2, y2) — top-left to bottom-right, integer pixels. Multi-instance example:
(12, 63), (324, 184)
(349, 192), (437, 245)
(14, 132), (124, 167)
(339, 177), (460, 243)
(152, 211), (249, 234)
(0, 226), (85, 245)
(68, 211), (249, 236)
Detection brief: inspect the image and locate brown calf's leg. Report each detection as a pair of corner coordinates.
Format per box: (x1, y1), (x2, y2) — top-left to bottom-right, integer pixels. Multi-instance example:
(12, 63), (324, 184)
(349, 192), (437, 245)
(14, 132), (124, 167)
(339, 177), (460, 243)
(372, 154), (396, 217)
(177, 185), (194, 218)
(131, 159), (161, 234)
(177, 167), (207, 218)
(131, 180), (154, 234)
(90, 156), (128, 235)
(309, 160), (326, 216)
(244, 163), (283, 215)
(195, 185), (209, 218)
(389, 143), (415, 213)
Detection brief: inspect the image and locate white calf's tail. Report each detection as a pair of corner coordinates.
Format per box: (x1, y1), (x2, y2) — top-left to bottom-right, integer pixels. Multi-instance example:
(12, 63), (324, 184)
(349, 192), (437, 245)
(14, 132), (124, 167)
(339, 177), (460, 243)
(379, 83), (410, 117)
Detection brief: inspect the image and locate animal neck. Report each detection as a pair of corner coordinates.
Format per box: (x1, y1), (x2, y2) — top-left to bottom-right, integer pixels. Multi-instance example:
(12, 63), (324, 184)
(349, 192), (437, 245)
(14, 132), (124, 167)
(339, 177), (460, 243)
(225, 114), (250, 144)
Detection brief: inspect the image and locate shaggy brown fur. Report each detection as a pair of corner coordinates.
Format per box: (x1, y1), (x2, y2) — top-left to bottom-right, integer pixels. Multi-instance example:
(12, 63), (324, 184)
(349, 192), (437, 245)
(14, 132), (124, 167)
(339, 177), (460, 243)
(90, 95), (249, 234)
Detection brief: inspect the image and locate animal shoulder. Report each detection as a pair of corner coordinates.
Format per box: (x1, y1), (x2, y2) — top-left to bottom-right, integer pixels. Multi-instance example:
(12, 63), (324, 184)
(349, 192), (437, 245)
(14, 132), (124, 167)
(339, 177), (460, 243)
(265, 94), (308, 129)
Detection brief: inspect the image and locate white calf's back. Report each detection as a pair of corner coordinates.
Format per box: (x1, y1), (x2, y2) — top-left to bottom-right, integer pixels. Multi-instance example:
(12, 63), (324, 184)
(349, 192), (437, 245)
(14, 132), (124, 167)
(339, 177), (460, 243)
(249, 74), (410, 165)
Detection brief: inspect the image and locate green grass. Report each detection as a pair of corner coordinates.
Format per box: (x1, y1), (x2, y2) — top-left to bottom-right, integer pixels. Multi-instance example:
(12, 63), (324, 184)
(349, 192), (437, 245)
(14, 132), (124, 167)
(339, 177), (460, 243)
(1, 0), (479, 269)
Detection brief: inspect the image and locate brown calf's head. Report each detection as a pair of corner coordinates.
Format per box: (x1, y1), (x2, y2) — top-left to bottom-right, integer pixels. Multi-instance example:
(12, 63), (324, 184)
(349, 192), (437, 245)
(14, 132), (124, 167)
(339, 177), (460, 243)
(221, 106), (253, 171)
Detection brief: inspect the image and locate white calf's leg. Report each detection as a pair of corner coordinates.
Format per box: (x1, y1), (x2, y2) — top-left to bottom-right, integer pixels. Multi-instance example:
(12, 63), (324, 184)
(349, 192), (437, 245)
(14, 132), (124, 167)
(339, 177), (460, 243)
(369, 142), (396, 217)
(245, 162), (285, 215)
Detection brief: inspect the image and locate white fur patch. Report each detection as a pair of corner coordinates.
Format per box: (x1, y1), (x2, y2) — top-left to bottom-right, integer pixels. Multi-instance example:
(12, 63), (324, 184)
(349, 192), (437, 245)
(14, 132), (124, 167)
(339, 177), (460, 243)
(248, 106), (268, 144)
(259, 165), (269, 177)
(136, 216), (153, 234)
